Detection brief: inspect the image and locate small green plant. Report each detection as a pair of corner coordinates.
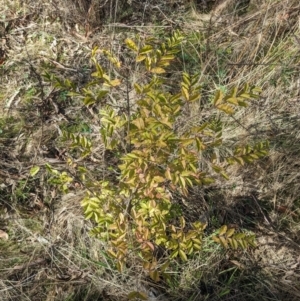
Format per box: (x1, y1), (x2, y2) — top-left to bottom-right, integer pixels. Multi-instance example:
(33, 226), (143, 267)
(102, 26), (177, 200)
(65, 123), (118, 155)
(45, 164), (74, 193)
(212, 225), (256, 249)
(46, 30), (268, 281)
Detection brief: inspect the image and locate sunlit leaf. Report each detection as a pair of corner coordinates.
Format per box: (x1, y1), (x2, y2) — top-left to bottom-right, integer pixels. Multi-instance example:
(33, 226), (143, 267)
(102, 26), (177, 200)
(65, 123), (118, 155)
(212, 236), (220, 243)
(136, 55), (146, 62)
(226, 228), (235, 238)
(125, 38), (138, 52)
(217, 104), (234, 114)
(214, 90), (223, 106)
(151, 67), (166, 74)
(30, 166), (40, 177)
(219, 236), (228, 249)
(179, 249), (188, 261)
(219, 225), (228, 236)
(181, 86), (189, 100)
(139, 45), (153, 55)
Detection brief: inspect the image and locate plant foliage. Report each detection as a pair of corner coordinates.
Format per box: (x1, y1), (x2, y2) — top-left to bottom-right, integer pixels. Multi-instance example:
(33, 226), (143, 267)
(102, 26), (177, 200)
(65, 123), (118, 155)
(45, 30), (268, 281)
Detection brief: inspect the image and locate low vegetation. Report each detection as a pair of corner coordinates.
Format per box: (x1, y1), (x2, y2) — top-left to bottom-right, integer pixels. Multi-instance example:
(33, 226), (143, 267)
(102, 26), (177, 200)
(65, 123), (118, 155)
(0, 0), (299, 300)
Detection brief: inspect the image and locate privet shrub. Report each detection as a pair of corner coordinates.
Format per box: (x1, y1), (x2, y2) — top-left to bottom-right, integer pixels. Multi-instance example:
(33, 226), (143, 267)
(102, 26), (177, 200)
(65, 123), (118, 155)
(45, 30), (268, 281)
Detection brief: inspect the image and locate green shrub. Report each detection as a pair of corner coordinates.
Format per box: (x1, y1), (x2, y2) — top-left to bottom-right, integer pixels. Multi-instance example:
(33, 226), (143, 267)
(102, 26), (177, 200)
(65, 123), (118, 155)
(45, 30), (268, 281)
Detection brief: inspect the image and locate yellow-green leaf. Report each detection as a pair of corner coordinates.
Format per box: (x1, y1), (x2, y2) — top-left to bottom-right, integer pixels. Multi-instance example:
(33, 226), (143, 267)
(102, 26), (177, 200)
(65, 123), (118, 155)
(193, 244), (201, 250)
(226, 228), (235, 238)
(239, 93), (251, 99)
(226, 97), (238, 105)
(136, 55), (146, 62)
(170, 250), (179, 258)
(109, 79), (121, 87)
(180, 216), (186, 229)
(133, 84), (142, 95)
(219, 236), (228, 249)
(139, 45), (153, 55)
(179, 249), (188, 261)
(212, 236), (220, 244)
(149, 270), (160, 282)
(181, 86), (189, 100)
(107, 249), (117, 258)
(217, 104), (234, 115)
(179, 176), (186, 190)
(165, 168), (172, 180)
(238, 239), (247, 249)
(214, 90), (223, 106)
(196, 138), (205, 151)
(151, 67), (166, 74)
(30, 166), (40, 177)
(233, 156), (244, 165)
(125, 38), (138, 52)
(116, 261), (124, 273)
(252, 86), (262, 93)
(202, 177), (215, 185)
(219, 225), (228, 236)
(228, 238), (238, 249)
(132, 118), (145, 130)
(189, 93), (201, 102)
(234, 233), (246, 239)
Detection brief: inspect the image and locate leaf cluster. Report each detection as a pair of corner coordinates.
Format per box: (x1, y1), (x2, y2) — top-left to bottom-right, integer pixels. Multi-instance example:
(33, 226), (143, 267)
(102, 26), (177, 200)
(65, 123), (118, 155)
(212, 225), (256, 249)
(45, 30), (269, 281)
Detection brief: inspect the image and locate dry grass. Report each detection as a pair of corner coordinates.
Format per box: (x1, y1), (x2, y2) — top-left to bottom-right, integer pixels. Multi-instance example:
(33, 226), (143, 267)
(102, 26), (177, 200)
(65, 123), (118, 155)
(0, 0), (300, 300)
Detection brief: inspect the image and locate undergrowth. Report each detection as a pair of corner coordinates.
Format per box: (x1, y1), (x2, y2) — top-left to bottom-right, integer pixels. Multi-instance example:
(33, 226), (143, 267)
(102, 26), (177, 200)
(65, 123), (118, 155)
(0, 0), (299, 300)
(44, 29), (269, 282)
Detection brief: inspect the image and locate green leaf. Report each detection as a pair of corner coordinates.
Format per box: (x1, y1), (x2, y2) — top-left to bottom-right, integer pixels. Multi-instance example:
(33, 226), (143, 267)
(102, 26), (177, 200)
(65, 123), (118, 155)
(136, 55), (146, 62)
(179, 249), (188, 261)
(202, 177), (215, 185)
(233, 156), (244, 165)
(251, 86), (262, 93)
(214, 90), (223, 106)
(193, 243), (201, 251)
(239, 93), (252, 99)
(189, 93), (200, 102)
(195, 138), (205, 151)
(219, 225), (228, 236)
(234, 233), (246, 239)
(226, 228), (235, 238)
(139, 45), (153, 55)
(170, 250), (179, 258)
(83, 96), (96, 106)
(151, 67), (166, 74)
(149, 270), (160, 282)
(179, 176), (186, 190)
(219, 236), (228, 248)
(226, 97), (238, 105)
(30, 166), (40, 177)
(134, 83), (143, 94)
(181, 86), (189, 100)
(229, 238), (238, 249)
(212, 236), (220, 243)
(217, 104), (234, 115)
(125, 38), (138, 52)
